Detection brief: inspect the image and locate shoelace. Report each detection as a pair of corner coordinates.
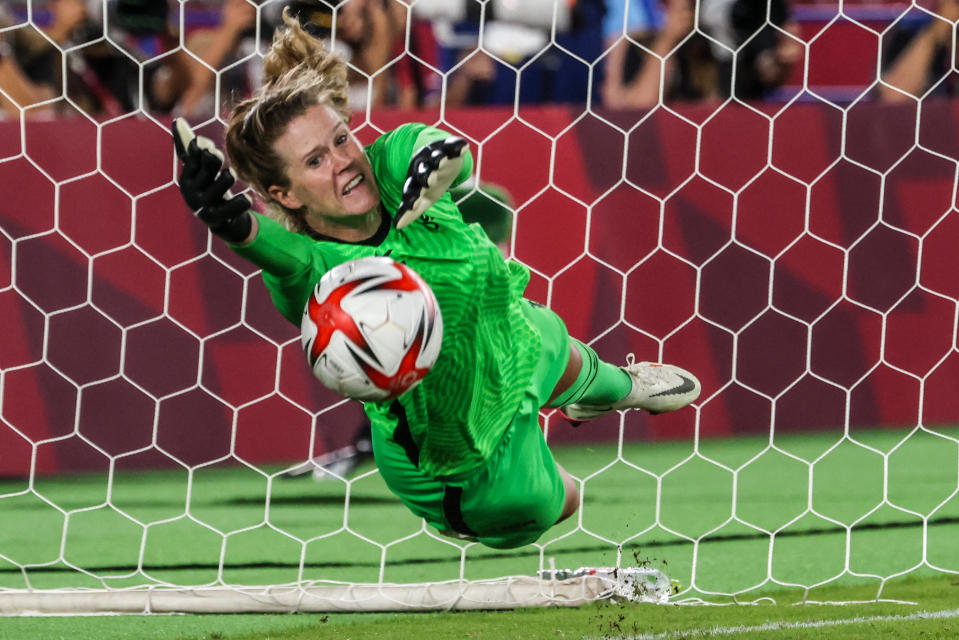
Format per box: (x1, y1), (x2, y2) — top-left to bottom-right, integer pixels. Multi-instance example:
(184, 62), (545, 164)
(622, 353), (673, 387)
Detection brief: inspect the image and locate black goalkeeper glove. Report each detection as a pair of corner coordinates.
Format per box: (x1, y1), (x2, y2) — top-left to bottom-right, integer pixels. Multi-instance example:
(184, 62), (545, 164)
(172, 118), (253, 244)
(394, 137), (469, 229)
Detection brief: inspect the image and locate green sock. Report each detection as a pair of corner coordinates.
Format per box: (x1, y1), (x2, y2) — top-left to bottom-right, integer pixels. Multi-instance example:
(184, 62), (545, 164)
(547, 340), (632, 409)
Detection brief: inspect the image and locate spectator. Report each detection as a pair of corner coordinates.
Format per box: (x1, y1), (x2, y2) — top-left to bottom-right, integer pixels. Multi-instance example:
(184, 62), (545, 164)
(334, 0), (393, 110)
(175, 0), (257, 117)
(879, 0), (959, 103)
(0, 6), (57, 116)
(2, 0), (143, 117)
(386, 3), (442, 109)
(416, 0), (605, 105)
(452, 180), (514, 256)
(445, 50), (499, 107)
(601, 0), (695, 109)
(108, 0), (193, 115)
(90, 0), (261, 118)
(0, 0), (101, 116)
(284, 0), (397, 111)
(700, 0), (802, 101)
(0, 50), (48, 116)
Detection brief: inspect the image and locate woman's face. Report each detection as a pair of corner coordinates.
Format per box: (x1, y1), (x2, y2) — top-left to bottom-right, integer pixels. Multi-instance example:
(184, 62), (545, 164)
(268, 103), (380, 224)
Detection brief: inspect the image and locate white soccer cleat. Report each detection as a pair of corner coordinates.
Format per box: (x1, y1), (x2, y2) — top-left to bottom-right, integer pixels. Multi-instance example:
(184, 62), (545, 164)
(563, 354), (701, 422)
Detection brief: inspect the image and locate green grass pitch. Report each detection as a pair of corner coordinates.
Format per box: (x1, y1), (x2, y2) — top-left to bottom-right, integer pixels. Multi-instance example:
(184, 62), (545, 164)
(1, 426), (958, 639)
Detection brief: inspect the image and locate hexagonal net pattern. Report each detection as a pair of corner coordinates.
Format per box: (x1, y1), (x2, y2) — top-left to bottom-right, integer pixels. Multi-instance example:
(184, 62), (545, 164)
(1, 0), (959, 614)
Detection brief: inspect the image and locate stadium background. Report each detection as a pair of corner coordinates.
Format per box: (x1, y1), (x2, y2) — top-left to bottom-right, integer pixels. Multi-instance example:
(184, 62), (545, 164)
(2, 95), (958, 474)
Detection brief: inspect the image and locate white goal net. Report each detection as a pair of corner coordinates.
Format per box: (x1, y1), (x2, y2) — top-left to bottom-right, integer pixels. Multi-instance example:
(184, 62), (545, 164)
(1, 0), (958, 614)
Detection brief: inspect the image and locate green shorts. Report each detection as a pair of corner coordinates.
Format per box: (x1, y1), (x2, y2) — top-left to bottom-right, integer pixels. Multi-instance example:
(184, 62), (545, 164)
(371, 300), (571, 549)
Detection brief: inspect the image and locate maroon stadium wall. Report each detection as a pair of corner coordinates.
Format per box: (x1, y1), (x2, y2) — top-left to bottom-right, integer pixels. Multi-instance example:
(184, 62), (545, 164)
(1, 99), (958, 475)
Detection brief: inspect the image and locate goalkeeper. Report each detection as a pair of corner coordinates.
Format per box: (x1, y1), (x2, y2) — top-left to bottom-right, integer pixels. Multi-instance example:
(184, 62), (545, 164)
(172, 10), (701, 549)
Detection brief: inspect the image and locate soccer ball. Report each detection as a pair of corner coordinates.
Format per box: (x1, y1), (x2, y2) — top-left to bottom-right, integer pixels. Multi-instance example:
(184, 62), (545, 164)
(301, 256), (443, 402)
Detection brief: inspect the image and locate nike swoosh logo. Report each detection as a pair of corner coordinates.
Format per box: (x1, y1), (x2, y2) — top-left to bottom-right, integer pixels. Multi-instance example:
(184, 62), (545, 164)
(649, 375), (697, 398)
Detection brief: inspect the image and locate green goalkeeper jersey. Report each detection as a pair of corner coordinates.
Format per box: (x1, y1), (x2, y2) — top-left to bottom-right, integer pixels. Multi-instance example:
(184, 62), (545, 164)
(233, 123), (543, 479)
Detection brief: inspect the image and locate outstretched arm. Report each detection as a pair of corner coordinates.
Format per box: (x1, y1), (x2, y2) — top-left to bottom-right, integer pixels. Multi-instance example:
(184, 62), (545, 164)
(171, 118), (329, 323)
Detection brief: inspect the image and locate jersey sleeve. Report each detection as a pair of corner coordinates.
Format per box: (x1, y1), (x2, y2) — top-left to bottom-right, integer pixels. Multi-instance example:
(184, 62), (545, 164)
(368, 123), (474, 221)
(231, 212), (329, 325)
(230, 213), (320, 274)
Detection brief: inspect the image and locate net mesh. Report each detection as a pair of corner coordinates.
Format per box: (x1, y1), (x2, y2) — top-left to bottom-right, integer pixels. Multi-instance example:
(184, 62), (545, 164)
(0, 0), (958, 612)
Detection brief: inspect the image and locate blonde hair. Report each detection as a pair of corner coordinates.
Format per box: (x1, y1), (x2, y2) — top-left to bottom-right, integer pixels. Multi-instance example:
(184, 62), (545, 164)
(225, 9), (351, 231)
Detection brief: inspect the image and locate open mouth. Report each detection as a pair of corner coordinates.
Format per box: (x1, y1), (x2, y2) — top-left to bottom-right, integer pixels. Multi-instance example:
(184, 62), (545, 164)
(343, 174), (364, 195)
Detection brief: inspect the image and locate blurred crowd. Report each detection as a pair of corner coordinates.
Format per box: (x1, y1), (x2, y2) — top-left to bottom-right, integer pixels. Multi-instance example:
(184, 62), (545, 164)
(0, 0), (955, 119)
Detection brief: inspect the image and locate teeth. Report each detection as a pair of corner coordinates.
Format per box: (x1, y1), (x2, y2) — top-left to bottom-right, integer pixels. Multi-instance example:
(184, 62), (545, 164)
(344, 175), (363, 194)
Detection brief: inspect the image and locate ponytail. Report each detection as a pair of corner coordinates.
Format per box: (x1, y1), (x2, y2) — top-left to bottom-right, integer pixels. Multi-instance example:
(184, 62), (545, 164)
(224, 8), (351, 231)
